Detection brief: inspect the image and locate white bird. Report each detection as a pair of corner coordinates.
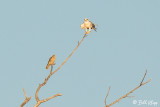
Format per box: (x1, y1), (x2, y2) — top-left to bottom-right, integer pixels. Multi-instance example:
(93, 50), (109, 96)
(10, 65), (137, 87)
(81, 18), (97, 34)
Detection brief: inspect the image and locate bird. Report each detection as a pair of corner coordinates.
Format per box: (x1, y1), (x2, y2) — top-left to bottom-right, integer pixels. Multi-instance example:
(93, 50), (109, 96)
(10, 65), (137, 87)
(81, 18), (97, 34)
(46, 55), (56, 69)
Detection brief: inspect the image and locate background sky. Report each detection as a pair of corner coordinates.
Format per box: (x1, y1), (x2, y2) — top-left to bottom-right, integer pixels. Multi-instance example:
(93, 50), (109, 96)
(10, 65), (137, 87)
(0, 0), (160, 107)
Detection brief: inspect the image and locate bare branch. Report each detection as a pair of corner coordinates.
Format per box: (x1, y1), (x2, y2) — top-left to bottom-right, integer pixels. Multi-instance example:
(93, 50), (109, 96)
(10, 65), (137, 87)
(20, 88), (31, 107)
(34, 94), (62, 107)
(105, 87), (111, 107)
(34, 33), (87, 107)
(35, 65), (54, 102)
(105, 71), (151, 107)
(23, 88), (27, 98)
(51, 33), (87, 75)
(140, 69), (147, 86)
(125, 96), (135, 98)
(42, 93), (62, 102)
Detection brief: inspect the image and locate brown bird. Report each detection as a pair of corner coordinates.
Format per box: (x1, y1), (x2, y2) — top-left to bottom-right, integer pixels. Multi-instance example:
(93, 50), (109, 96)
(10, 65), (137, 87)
(46, 55), (56, 69)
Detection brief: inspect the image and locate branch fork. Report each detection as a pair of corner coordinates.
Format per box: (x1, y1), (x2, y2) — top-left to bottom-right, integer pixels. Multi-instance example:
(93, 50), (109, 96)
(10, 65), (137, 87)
(20, 88), (32, 107)
(105, 70), (151, 107)
(33, 33), (87, 107)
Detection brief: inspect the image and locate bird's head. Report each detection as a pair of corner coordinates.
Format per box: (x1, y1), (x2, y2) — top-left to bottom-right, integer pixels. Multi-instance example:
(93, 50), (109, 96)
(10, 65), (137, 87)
(84, 18), (88, 21)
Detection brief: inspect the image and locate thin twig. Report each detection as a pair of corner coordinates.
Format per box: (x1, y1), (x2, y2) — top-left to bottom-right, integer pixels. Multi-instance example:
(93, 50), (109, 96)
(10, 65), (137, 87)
(34, 33), (87, 107)
(105, 71), (151, 107)
(140, 69), (147, 86)
(105, 87), (111, 107)
(125, 96), (135, 98)
(20, 88), (31, 107)
(42, 93), (62, 102)
(23, 88), (27, 98)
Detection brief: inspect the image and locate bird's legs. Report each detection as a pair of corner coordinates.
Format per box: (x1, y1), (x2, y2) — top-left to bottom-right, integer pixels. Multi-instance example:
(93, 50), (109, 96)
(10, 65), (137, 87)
(85, 28), (88, 34)
(88, 27), (91, 34)
(85, 28), (91, 34)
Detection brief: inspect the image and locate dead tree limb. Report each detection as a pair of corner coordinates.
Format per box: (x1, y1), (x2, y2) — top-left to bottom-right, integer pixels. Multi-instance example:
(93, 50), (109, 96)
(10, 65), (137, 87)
(20, 88), (31, 107)
(105, 86), (111, 106)
(34, 33), (87, 107)
(105, 70), (151, 107)
(51, 33), (87, 75)
(34, 65), (62, 107)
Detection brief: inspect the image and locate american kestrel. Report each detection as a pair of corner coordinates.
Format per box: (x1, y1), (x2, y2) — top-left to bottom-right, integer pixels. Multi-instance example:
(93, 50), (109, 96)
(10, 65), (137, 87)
(81, 18), (97, 34)
(46, 55), (56, 69)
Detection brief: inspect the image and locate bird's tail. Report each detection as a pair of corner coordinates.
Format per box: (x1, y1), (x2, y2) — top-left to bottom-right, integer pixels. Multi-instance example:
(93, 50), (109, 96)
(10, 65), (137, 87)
(46, 64), (50, 69)
(93, 28), (97, 32)
(92, 23), (97, 32)
(94, 24), (98, 31)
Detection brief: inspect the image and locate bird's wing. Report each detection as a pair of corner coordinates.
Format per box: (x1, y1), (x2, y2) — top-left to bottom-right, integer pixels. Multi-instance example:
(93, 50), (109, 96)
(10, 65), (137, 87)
(81, 23), (85, 29)
(90, 21), (97, 31)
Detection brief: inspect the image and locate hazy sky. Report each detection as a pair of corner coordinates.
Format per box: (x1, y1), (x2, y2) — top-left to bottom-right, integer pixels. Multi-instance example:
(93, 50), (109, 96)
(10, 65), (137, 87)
(0, 0), (160, 107)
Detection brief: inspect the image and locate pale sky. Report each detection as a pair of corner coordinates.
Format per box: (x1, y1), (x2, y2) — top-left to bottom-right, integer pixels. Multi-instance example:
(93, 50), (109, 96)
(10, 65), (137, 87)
(0, 0), (160, 107)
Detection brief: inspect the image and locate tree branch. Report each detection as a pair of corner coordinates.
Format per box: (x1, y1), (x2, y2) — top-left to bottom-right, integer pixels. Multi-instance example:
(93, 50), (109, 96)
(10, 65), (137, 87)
(51, 33), (87, 75)
(105, 87), (111, 107)
(140, 69), (148, 86)
(105, 70), (151, 107)
(34, 33), (87, 107)
(20, 88), (31, 107)
(42, 93), (62, 102)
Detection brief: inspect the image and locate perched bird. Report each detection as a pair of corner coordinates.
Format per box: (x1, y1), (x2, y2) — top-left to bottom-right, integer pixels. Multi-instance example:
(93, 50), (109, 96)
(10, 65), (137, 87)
(46, 55), (56, 69)
(81, 18), (97, 34)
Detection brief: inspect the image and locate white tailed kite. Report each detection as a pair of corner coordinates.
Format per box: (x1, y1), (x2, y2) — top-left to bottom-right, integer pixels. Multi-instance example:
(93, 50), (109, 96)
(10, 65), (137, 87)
(81, 18), (97, 34)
